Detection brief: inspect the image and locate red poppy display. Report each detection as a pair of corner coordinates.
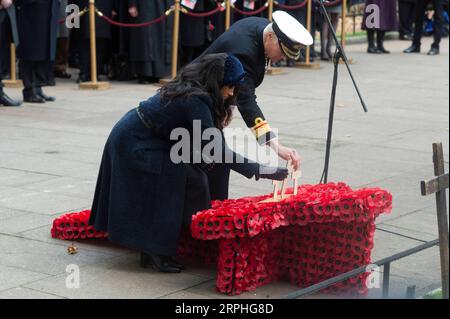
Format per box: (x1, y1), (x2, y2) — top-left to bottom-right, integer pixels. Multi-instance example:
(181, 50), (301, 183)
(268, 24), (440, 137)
(51, 183), (391, 297)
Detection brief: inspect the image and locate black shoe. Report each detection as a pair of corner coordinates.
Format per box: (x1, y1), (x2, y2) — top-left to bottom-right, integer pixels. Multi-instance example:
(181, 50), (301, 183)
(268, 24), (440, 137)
(55, 71), (72, 79)
(427, 47), (440, 56)
(367, 46), (382, 54)
(377, 46), (390, 54)
(38, 92), (56, 102)
(24, 94), (46, 103)
(0, 92), (22, 107)
(320, 52), (331, 61)
(399, 33), (412, 41)
(403, 45), (420, 53)
(140, 252), (181, 273)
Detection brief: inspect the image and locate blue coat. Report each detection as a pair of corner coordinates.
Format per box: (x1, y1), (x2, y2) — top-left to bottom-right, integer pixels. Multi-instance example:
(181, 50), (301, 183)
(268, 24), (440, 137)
(89, 93), (260, 256)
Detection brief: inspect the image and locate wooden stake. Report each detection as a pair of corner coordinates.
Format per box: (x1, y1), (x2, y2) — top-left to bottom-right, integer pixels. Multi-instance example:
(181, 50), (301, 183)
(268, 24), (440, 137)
(79, 0), (110, 90)
(432, 143), (449, 299)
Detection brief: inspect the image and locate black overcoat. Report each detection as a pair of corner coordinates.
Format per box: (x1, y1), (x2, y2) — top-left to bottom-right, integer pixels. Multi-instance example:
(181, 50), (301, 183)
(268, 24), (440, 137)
(0, 4), (19, 46)
(128, 0), (173, 77)
(16, 0), (59, 61)
(180, 0), (205, 47)
(200, 17), (276, 145)
(89, 93), (259, 256)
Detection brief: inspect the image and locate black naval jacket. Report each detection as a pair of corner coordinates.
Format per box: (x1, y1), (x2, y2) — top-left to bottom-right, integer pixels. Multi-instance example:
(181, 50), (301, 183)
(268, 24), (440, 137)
(200, 17), (276, 145)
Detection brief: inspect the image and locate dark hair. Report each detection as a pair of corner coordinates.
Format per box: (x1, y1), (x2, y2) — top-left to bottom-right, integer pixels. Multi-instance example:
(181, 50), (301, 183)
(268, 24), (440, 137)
(159, 53), (238, 130)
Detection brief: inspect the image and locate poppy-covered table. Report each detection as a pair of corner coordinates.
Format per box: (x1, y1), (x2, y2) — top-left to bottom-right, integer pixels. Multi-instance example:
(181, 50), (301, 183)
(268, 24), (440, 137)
(51, 183), (392, 296)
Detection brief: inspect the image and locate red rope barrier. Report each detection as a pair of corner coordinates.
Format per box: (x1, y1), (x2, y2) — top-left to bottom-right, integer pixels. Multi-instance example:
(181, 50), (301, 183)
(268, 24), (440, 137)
(275, 0), (307, 10)
(98, 12), (168, 28)
(182, 3), (224, 18)
(233, 3), (268, 16)
(324, 0), (342, 7)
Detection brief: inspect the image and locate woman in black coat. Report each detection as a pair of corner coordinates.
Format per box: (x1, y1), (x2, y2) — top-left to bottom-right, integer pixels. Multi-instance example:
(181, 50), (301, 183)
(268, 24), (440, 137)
(89, 53), (288, 273)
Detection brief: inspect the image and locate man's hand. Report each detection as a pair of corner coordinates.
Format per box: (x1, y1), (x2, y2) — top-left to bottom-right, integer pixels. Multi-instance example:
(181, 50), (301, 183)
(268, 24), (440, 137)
(1, 0), (13, 9)
(269, 139), (301, 171)
(128, 5), (138, 18)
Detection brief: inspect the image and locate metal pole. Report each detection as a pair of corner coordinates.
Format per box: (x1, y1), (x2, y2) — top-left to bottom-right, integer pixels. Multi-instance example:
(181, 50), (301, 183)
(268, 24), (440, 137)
(382, 263), (390, 299)
(10, 44), (17, 81)
(88, 0), (97, 84)
(341, 0), (347, 47)
(171, 0), (181, 79)
(268, 0), (274, 21)
(305, 0), (312, 64)
(225, 0), (231, 30)
(79, 0), (109, 89)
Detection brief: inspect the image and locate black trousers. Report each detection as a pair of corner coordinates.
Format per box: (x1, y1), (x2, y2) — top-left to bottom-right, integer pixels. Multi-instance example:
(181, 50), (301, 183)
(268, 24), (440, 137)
(79, 38), (107, 79)
(413, 0), (445, 48)
(19, 60), (50, 97)
(398, 0), (417, 36)
(0, 14), (11, 92)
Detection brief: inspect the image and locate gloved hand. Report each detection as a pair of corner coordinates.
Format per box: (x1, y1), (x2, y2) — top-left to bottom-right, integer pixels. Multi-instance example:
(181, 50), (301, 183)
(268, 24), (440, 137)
(256, 165), (289, 181)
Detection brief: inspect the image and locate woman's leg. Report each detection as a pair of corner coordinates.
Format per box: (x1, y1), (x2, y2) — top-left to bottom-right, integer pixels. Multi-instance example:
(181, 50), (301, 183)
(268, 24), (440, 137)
(377, 30), (390, 53)
(326, 13), (339, 58)
(320, 19), (330, 60)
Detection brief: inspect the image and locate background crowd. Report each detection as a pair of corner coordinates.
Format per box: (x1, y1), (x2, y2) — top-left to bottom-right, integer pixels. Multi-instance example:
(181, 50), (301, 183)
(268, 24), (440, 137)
(0, 0), (449, 106)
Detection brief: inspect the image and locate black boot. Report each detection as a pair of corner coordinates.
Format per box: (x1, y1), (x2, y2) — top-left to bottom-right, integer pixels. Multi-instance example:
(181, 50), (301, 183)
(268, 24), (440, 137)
(140, 252), (181, 273)
(0, 91), (22, 107)
(377, 31), (390, 54)
(367, 30), (382, 54)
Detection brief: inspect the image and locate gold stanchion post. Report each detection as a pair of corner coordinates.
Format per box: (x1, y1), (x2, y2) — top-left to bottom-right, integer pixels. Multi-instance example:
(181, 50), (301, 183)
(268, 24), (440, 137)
(2, 44), (23, 88)
(266, 0), (284, 75)
(296, 0), (320, 69)
(159, 0), (180, 85)
(79, 0), (110, 90)
(225, 0), (231, 30)
(339, 0), (353, 64)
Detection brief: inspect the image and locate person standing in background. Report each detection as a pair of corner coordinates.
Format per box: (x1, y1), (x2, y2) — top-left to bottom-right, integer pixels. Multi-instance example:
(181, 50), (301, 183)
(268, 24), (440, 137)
(72, 0), (114, 82)
(54, 0), (71, 79)
(319, 0), (341, 61)
(180, 0), (206, 66)
(363, 0), (397, 54)
(281, 0), (318, 65)
(16, 0), (59, 103)
(128, 0), (173, 83)
(404, 0), (445, 55)
(0, 0), (21, 107)
(398, 0), (416, 40)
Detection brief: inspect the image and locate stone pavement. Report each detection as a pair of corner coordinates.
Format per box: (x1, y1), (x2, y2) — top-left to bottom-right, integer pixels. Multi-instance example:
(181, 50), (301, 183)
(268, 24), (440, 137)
(0, 37), (448, 299)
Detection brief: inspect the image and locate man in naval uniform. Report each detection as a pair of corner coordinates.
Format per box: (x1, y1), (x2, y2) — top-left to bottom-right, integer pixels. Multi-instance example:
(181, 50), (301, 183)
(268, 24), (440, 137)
(199, 11), (313, 200)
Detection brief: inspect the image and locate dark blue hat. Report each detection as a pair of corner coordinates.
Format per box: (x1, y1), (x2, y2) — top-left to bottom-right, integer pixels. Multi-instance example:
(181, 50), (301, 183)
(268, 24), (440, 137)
(223, 54), (247, 87)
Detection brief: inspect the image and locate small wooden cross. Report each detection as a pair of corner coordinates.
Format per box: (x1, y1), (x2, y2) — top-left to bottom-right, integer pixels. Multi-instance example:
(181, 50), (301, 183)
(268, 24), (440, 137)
(420, 142), (449, 299)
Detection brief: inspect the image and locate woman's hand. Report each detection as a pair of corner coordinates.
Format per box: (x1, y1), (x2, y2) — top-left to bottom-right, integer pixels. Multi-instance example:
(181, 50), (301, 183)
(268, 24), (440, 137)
(128, 5), (138, 18)
(257, 166), (289, 181)
(268, 139), (301, 171)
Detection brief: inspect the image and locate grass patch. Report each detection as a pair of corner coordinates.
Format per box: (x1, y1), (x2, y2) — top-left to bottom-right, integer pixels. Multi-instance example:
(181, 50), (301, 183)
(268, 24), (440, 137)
(423, 289), (443, 299)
